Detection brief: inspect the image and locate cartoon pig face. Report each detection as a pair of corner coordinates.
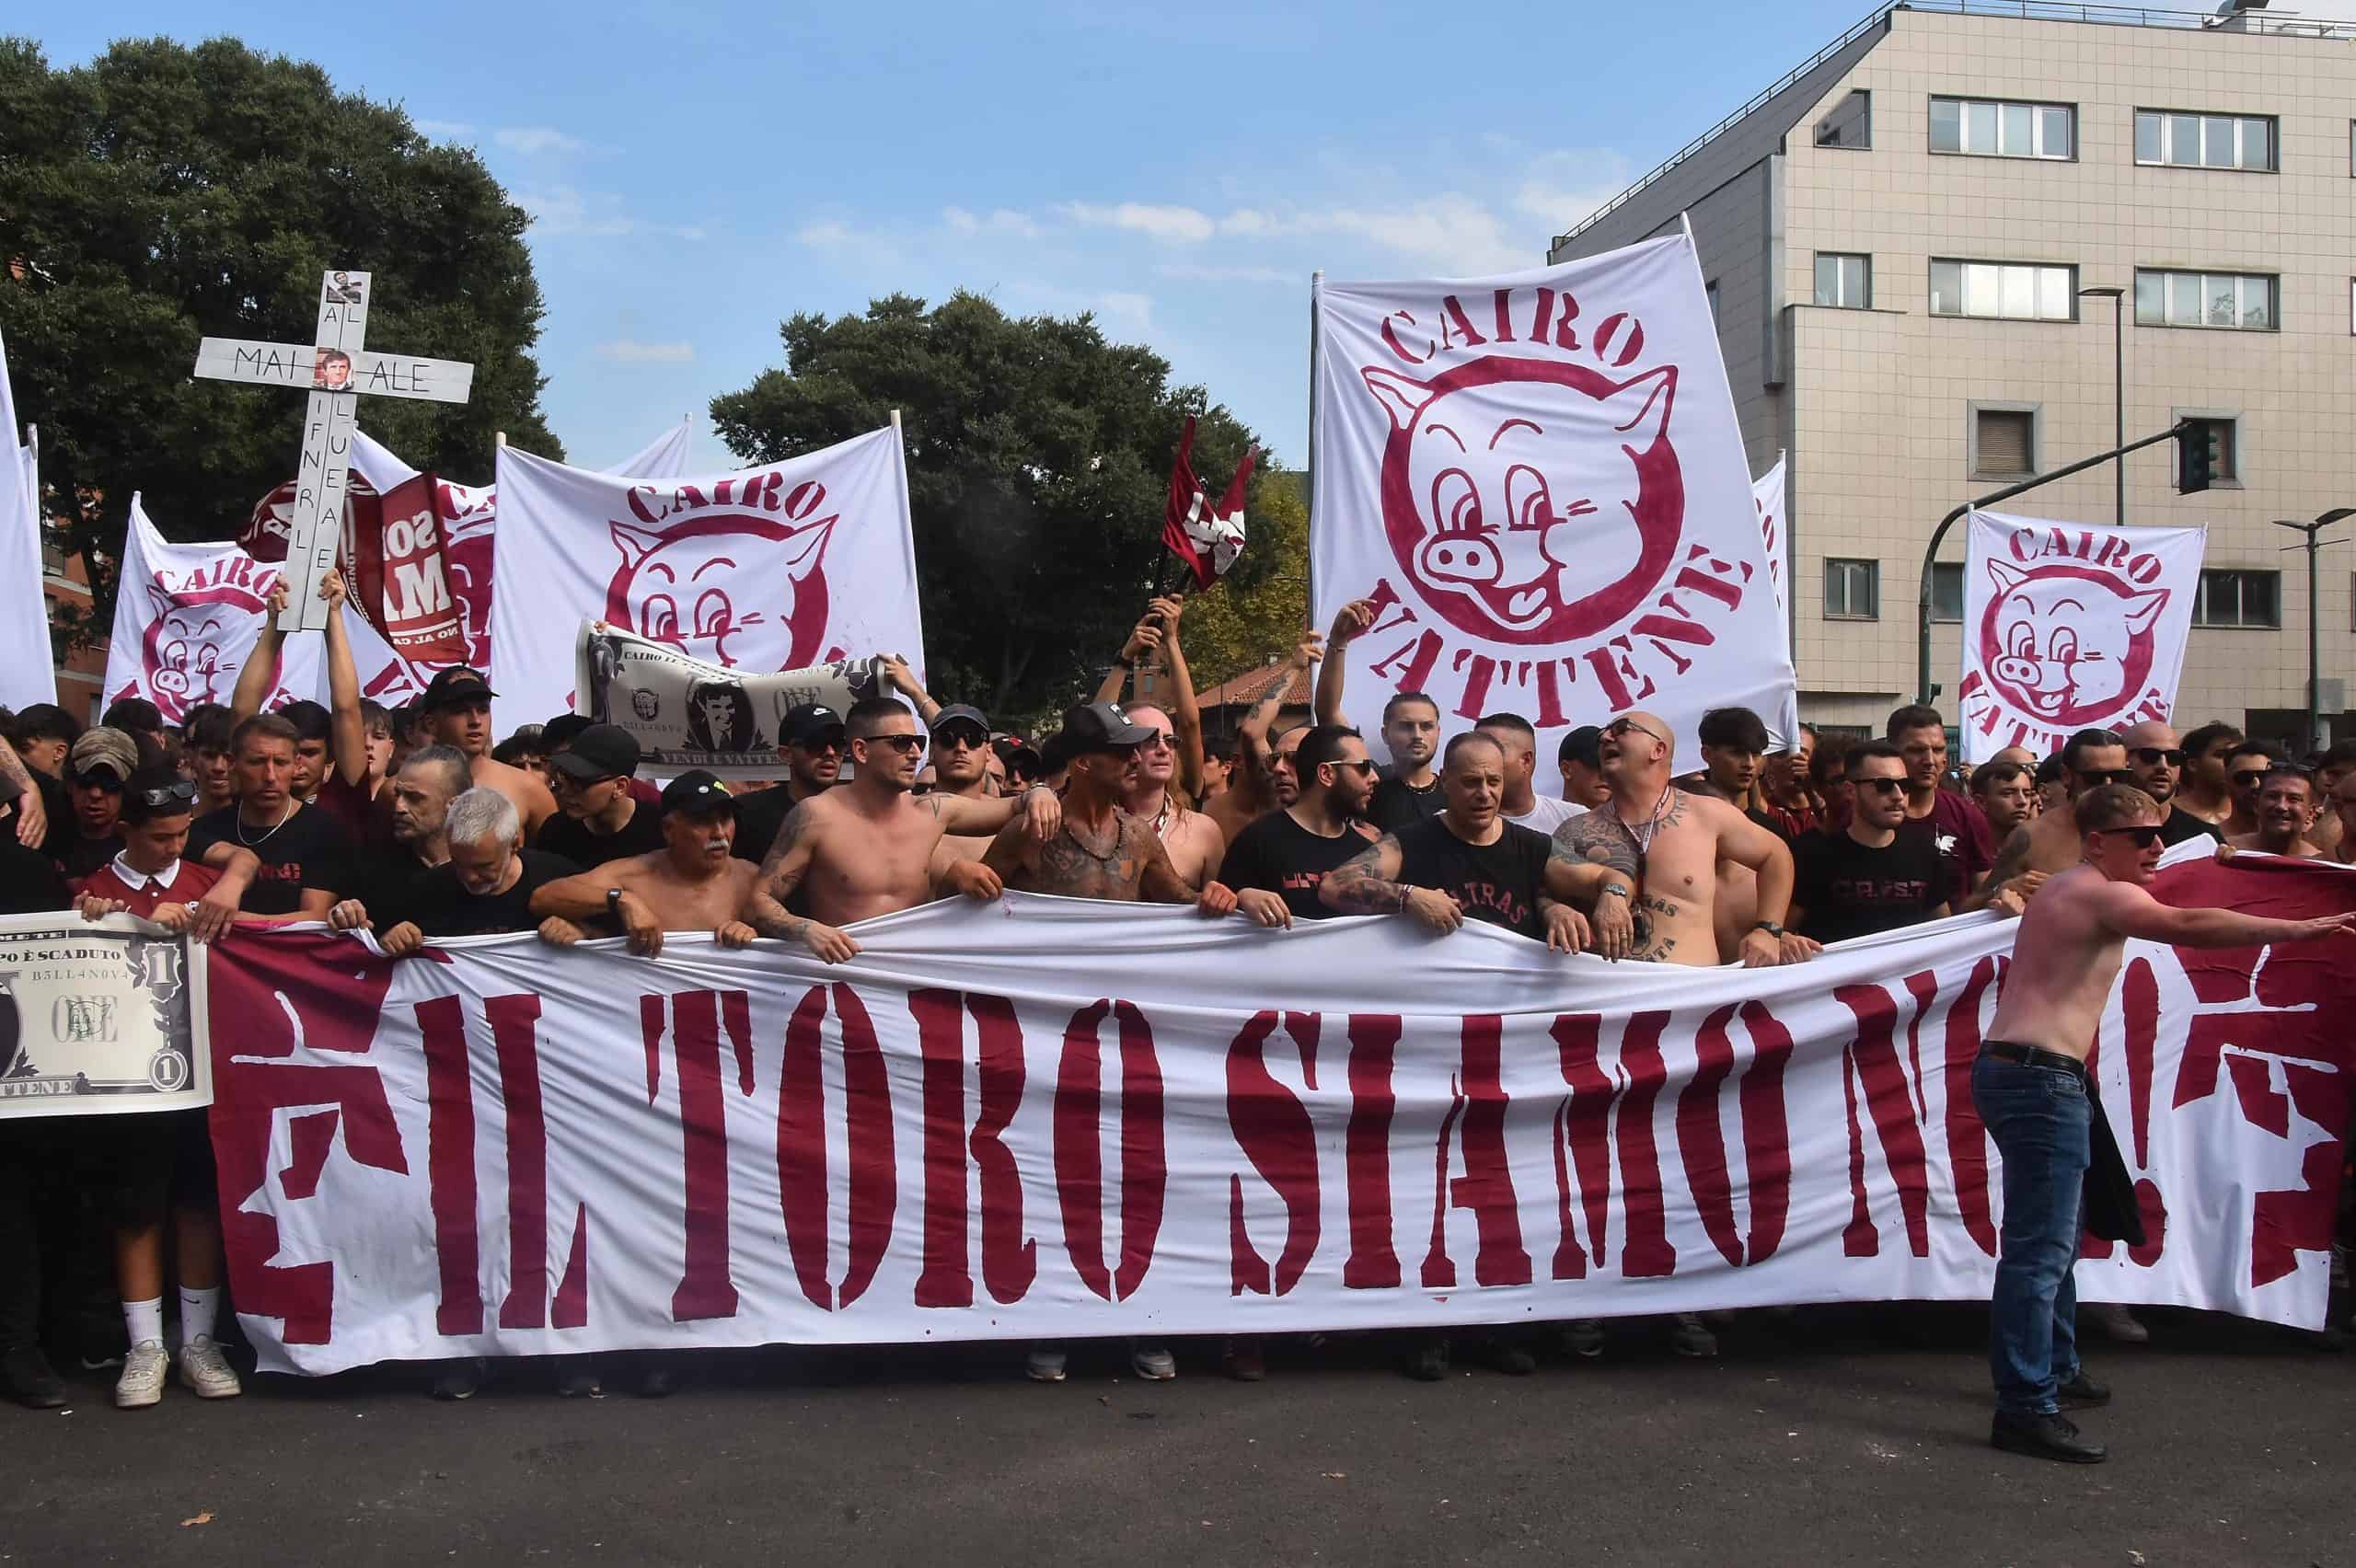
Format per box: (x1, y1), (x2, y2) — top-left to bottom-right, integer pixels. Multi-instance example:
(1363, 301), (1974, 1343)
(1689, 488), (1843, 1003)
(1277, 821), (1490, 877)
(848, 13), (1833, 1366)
(1981, 560), (2166, 723)
(1368, 357), (1684, 645)
(603, 513), (835, 671)
(138, 582), (274, 722)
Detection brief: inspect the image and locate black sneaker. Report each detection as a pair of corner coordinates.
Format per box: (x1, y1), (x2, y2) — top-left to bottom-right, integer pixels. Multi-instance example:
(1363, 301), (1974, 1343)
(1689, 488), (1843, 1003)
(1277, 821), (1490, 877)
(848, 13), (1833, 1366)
(4, 1344), (67, 1410)
(430, 1357), (489, 1401)
(2057, 1371), (2110, 1408)
(636, 1362), (677, 1400)
(1991, 1411), (2107, 1464)
(1402, 1335), (1449, 1381)
(1482, 1336), (1538, 1376)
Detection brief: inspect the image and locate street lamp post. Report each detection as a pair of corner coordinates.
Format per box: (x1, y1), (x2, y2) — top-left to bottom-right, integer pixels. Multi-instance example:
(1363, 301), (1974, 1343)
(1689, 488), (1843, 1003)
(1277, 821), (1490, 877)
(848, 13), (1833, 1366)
(2273, 507), (2356, 752)
(2077, 286), (2125, 527)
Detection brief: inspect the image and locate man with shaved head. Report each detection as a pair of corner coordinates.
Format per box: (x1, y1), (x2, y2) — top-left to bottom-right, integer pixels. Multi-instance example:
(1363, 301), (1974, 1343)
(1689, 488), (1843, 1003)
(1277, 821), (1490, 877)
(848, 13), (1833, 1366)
(2119, 720), (2210, 848)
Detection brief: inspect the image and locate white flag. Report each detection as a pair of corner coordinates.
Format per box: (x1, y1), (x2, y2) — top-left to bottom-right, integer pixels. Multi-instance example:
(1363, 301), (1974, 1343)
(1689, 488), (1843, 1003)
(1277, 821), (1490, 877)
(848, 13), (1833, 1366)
(1750, 453), (1801, 751)
(0, 329), (56, 709)
(1957, 510), (2206, 764)
(487, 427), (922, 732)
(101, 498), (320, 724)
(1310, 233), (1795, 790)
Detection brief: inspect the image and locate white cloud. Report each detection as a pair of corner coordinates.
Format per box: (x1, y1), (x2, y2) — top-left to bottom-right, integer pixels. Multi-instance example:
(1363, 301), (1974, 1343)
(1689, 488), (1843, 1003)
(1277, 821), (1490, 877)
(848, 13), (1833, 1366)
(518, 186), (706, 243)
(413, 119), (476, 139)
(1058, 201), (1217, 245)
(595, 340), (695, 363)
(1510, 150), (1635, 236)
(493, 126), (588, 156)
(943, 205), (1042, 240)
(1154, 260), (1294, 285)
(797, 219), (853, 248)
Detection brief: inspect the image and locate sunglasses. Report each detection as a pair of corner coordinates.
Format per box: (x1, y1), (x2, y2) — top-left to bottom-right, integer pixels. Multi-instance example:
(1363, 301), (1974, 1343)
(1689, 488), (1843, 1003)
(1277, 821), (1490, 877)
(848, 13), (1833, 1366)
(1603, 716), (1669, 745)
(133, 778), (198, 809)
(934, 730), (988, 750)
(2073, 768), (2134, 787)
(860, 733), (928, 755)
(1854, 777), (1908, 795)
(1329, 757), (1380, 776)
(1138, 731), (1176, 750)
(2131, 747), (2185, 767)
(70, 770), (126, 792)
(2230, 769), (2270, 788)
(2096, 824), (2165, 848)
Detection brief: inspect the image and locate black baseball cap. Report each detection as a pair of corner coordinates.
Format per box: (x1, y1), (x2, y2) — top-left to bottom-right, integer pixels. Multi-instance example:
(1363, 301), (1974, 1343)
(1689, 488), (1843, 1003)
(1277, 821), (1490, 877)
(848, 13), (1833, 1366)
(1058, 701), (1154, 755)
(1558, 724), (1603, 770)
(781, 703), (845, 747)
(541, 713), (594, 752)
(659, 770), (736, 818)
(421, 667), (497, 711)
(930, 703), (990, 740)
(548, 723), (640, 783)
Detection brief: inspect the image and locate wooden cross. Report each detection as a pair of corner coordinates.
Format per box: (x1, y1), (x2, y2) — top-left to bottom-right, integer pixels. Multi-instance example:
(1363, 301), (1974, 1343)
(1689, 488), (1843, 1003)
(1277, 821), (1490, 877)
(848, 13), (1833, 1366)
(193, 270), (476, 630)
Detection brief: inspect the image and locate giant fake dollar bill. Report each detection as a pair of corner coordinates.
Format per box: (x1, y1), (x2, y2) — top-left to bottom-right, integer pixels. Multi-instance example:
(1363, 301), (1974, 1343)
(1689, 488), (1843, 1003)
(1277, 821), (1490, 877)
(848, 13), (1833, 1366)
(0, 912), (209, 1119)
(575, 620), (890, 777)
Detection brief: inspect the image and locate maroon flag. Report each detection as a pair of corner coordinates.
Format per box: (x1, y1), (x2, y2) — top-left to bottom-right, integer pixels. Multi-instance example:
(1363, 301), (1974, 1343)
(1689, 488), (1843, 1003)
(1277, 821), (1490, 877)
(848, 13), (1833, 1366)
(1161, 416), (1254, 590)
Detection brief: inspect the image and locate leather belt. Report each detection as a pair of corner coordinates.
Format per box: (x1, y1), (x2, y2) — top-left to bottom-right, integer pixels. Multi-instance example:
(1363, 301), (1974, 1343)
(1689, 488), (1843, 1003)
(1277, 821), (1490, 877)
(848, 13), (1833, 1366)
(1980, 1040), (2088, 1078)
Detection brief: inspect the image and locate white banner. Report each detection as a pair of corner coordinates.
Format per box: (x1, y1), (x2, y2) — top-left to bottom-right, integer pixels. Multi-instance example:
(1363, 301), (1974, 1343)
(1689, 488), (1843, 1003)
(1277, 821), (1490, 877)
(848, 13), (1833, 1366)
(1310, 234), (1796, 792)
(1957, 511), (2206, 763)
(0, 328), (57, 709)
(0, 912), (209, 1118)
(101, 499), (320, 724)
(198, 850), (2354, 1375)
(487, 429), (923, 733)
(1751, 453), (1800, 750)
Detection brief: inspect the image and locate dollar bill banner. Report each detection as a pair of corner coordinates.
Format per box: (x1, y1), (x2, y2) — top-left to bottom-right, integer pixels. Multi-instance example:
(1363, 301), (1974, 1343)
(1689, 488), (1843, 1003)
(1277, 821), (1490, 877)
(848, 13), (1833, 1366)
(573, 620), (891, 777)
(0, 912), (210, 1119)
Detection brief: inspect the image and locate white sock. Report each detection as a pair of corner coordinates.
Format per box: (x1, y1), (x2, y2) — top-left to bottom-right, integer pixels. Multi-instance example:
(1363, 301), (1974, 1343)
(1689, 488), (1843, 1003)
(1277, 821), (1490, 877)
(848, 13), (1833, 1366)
(123, 1297), (164, 1349)
(178, 1286), (221, 1344)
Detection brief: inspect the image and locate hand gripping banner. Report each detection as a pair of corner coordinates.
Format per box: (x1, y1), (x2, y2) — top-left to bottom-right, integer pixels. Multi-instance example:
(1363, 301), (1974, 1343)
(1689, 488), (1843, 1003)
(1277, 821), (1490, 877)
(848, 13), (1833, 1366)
(196, 850), (2354, 1375)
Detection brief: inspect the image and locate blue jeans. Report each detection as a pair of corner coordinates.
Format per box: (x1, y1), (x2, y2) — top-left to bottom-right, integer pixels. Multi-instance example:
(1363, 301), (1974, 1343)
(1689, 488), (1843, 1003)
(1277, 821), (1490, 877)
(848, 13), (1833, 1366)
(1971, 1053), (2090, 1416)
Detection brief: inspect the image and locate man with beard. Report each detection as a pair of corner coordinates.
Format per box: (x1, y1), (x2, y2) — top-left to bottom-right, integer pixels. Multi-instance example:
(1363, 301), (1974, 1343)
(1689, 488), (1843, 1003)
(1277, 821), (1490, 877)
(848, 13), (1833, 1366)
(2220, 740), (2281, 841)
(1970, 783), (2355, 1463)
(1887, 704), (1995, 909)
(2172, 721), (2243, 827)
(324, 746), (469, 939)
(1789, 742), (1950, 943)
(50, 728), (140, 881)
(927, 703), (999, 867)
(749, 698), (1058, 961)
(1222, 724), (1380, 928)
(418, 667), (557, 845)
(2119, 721), (2208, 847)
(1124, 700), (1225, 886)
(532, 772), (763, 959)
(540, 725), (667, 870)
(1318, 601), (1445, 833)
(733, 703), (846, 866)
(1759, 724), (1820, 838)
(1477, 712), (1583, 835)
(1206, 637), (1321, 847)
(1969, 760), (2038, 841)
(2223, 769), (2323, 859)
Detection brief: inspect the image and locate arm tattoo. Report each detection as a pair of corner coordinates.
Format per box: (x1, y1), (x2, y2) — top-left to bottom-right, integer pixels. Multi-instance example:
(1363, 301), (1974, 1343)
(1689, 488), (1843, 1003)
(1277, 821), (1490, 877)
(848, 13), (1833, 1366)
(745, 894), (810, 941)
(0, 737), (30, 793)
(1323, 835), (1410, 914)
(1552, 813), (1639, 880)
(756, 802), (815, 902)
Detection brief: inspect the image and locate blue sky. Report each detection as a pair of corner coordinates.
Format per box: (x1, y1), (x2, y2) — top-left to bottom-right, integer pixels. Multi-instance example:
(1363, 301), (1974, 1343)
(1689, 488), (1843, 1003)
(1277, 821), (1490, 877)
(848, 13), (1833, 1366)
(41, 0), (1870, 474)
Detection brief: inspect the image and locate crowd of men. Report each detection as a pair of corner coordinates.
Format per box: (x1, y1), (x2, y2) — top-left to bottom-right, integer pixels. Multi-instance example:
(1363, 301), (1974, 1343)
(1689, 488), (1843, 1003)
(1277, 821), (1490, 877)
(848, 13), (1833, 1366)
(3, 579), (2352, 1461)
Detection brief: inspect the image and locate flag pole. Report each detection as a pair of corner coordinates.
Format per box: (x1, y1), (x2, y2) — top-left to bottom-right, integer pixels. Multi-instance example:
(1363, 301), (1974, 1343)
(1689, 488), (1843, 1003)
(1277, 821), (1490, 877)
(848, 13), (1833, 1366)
(1304, 270), (1322, 630)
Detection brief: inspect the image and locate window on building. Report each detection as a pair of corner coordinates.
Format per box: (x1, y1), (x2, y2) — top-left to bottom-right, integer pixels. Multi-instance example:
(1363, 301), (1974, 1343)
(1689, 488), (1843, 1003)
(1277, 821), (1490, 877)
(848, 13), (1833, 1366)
(1929, 259), (2075, 321)
(2192, 570), (2280, 628)
(40, 541), (71, 580)
(1813, 253), (1870, 308)
(1930, 562), (1966, 623)
(2175, 415), (2240, 485)
(2133, 270), (2276, 330)
(2134, 110), (2276, 171)
(1929, 97), (2073, 159)
(1973, 408), (2037, 478)
(1824, 558), (1879, 620)
(1816, 89), (1872, 149)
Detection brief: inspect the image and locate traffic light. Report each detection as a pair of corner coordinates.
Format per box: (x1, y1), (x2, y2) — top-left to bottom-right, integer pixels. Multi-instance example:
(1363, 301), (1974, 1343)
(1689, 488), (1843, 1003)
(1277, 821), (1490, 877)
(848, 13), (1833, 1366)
(2177, 421), (2221, 495)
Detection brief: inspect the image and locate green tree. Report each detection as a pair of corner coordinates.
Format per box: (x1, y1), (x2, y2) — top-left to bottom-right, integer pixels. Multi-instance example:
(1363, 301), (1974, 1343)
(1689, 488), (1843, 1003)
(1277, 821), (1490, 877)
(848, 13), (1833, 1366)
(0, 35), (560, 640)
(710, 291), (1270, 723)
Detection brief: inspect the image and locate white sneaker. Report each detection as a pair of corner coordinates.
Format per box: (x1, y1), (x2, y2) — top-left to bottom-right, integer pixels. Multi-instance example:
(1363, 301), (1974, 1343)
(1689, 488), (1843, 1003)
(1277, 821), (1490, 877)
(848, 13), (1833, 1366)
(177, 1335), (243, 1400)
(116, 1341), (168, 1409)
(1024, 1344), (1068, 1382)
(1129, 1343), (1177, 1380)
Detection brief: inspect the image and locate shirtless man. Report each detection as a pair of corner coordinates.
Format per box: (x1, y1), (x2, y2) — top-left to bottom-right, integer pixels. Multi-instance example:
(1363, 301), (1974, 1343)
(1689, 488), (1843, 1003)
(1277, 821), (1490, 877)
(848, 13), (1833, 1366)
(1971, 729), (2133, 911)
(1125, 701), (1225, 886)
(928, 702), (1002, 869)
(417, 667), (557, 845)
(751, 698), (1059, 958)
(2223, 768), (2322, 858)
(531, 771), (761, 957)
(1971, 783), (2355, 1464)
(1551, 711), (1819, 969)
(1205, 636), (1321, 847)
(2327, 767), (2356, 866)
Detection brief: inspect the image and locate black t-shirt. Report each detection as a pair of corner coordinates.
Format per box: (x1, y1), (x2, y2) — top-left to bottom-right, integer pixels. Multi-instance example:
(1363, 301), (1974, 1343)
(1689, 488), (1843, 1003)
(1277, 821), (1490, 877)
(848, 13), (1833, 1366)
(0, 836), (72, 915)
(1368, 771), (1444, 833)
(2159, 804), (2217, 847)
(732, 781), (822, 865)
(1391, 815), (1553, 940)
(537, 798), (668, 870)
(1220, 809), (1376, 922)
(381, 849), (582, 939)
(1792, 829), (1945, 945)
(52, 831), (121, 883)
(186, 802), (356, 916)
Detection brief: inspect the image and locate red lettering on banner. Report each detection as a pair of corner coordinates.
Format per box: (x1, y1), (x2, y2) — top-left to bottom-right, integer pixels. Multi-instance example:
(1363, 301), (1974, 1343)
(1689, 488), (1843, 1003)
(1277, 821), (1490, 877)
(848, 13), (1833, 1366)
(1227, 1010), (1322, 1297)
(2110, 957), (2167, 1265)
(1422, 1016), (1530, 1288)
(642, 989), (756, 1322)
(481, 994), (591, 1332)
(909, 989), (1036, 1309)
(780, 984), (899, 1310)
(1836, 980), (1933, 1258)
(1549, 1014), (1611, 1280)
(1342, 1014), (1403, 1290)
(1421, 1072), (1469, 1289)
(417, 995), (484, 1335)
(1615, 1012), (1677, 1278)
(1437, 294), (1488, 353)
(1941, 957), (2001, 1258)
(1054, 999), (1167, 1300)
(1675, 1001), (1796, 1269)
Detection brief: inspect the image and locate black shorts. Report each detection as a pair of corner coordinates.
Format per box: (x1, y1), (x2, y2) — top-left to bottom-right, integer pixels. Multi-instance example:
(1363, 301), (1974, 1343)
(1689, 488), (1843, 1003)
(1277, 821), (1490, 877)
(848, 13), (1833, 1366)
(82, 1109), (217, 1228)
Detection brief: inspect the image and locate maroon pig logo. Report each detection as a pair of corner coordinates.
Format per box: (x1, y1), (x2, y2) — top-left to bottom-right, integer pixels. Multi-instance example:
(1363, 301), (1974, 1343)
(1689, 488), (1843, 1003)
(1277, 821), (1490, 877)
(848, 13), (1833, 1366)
(603, 513), (834, 671)
(1365, 355), (1684, 645)
(1980, 560), (2166, 727)
(134, 578), (280, 723)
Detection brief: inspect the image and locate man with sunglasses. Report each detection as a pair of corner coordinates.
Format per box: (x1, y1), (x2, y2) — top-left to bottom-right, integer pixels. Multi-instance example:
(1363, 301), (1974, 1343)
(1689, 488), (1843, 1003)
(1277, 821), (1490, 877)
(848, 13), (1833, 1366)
(751, 698), (1062, 961)
(1973, 782), (2356, 1464)
(51, 727), (141, 882)
(1222, 723), (1380, 928)
(1972, 729), (2135, 914)
(928, 704), (1004, 871)
(1123, 701), (1226, 888)
(1789, 741), (1948, 944)
(2219, 740), (2281, 842)
(2223, 767), (2323, 859)
(540, 724), (667, 869)
(2119, 721), (2208, 848)
(733, 702), (848, 866)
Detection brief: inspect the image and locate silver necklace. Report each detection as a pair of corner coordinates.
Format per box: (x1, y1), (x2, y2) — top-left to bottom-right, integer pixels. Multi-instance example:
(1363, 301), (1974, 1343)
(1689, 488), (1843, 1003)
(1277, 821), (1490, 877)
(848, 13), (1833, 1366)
(1611, 785), (1676, 857)
(235, 798), (294, 847)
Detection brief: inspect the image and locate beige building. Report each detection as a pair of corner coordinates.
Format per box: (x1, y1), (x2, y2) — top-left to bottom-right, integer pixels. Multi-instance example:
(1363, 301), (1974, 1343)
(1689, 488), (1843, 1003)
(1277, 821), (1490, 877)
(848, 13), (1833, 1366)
(1552, 0), (2356, 746)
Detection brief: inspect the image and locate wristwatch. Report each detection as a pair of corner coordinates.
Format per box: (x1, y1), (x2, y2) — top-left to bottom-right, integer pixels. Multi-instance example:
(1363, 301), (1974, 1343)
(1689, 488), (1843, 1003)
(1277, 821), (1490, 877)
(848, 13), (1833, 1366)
(1750, 920), (1785, 938)
(1600, 883), (1632, 900)
(606, 887), (625, 919)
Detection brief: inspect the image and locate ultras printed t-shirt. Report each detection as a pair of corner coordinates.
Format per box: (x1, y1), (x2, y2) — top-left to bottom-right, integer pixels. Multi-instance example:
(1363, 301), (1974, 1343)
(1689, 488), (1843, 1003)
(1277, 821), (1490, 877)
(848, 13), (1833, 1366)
(1390, 815), (1553, 940)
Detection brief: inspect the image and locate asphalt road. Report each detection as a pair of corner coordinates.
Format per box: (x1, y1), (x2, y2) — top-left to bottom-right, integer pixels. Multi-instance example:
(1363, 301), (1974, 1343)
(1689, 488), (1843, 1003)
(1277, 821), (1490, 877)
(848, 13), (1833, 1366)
(3, 1305), (2350, 1567)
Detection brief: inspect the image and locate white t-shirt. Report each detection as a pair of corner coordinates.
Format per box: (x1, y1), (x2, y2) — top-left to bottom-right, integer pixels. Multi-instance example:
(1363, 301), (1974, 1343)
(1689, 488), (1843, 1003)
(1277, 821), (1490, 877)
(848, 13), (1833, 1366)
(1506, 796), (1587, 835)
